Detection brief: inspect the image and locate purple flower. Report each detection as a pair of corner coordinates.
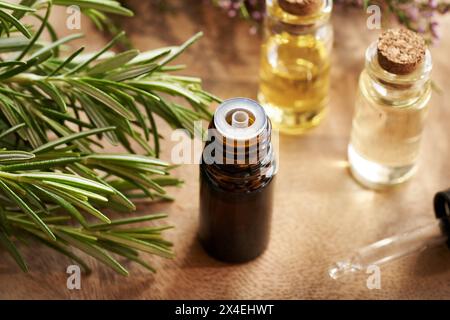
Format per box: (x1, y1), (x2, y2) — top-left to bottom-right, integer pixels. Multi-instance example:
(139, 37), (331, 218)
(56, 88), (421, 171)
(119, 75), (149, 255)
(252, 11), (262, 20)
(430, 21), (439, 38)
(232, 1), (242, 9)
(210, 0), (447, 42)
(428, 0), (438, 9)
(405, 6), (420, 21)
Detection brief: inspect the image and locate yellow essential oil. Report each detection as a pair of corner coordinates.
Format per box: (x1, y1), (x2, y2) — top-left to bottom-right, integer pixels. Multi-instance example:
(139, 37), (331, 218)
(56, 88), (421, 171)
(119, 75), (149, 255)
(258, 0), (333, 135)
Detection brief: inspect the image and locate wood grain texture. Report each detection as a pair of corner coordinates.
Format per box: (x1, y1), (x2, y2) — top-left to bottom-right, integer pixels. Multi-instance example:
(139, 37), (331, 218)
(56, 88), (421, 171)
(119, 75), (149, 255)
(1, 1), (450, 299)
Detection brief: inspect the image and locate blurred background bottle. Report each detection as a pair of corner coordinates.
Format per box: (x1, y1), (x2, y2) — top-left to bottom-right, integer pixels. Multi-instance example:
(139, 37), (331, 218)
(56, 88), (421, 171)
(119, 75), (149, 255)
(258, 0), (333, 135)
(348, 29), (432, 189)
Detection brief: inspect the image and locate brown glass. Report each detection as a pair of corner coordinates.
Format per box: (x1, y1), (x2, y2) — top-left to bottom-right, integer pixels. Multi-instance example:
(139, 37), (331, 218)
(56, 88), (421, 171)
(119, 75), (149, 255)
(199, 117), (276, 263)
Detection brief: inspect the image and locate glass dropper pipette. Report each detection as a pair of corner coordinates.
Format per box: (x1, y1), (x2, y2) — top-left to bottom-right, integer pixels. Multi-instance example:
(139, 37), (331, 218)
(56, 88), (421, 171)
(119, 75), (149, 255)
(329, 189), (450, 280)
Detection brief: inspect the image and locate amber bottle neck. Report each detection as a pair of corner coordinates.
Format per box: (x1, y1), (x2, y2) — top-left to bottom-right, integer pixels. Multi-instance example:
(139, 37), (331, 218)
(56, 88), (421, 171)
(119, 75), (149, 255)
(201, 118), (276, 192)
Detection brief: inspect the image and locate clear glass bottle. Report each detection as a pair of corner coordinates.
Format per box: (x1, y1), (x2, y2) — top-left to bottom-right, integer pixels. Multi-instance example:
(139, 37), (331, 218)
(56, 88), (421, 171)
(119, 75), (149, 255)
(348, 40), (432, 189)
(258, 0), (333, 135)
(199, 98), (277, 263)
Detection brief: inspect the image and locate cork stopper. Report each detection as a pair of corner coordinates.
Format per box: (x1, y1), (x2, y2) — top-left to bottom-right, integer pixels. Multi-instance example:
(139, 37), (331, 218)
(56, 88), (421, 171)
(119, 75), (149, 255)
(377, 29), (426, 75)
(278, 0), (322, 16)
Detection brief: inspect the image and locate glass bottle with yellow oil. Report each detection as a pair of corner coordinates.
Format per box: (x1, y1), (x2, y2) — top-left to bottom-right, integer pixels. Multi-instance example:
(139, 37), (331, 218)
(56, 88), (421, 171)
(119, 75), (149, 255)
(258, 0), (333, 135)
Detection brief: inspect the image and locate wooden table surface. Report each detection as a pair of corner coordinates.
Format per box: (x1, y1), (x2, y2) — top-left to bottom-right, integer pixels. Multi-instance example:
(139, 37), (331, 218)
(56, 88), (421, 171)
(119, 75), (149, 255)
(1, 1), (450, 300)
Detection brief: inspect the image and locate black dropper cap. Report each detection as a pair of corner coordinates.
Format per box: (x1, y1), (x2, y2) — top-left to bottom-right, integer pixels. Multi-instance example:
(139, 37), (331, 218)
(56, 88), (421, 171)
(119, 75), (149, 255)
(434, 189), (450, 248)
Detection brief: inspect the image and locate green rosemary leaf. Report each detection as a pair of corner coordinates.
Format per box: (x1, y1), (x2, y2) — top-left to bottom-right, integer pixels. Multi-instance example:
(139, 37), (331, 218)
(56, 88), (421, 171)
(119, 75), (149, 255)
(41, 180), (109, 202)
(113, 226), (174, 234)
(55, 230), (129, 276)
(109, 176), (179, 192)
(0, 123), (25, 140)
(44, 185), (111, 223)
(41, 215), (72, 224)
(159, 32), (203, 66)
(19, 172), (114, 194)
(0, 56), (38, 80)
(0, 95), (28, 141)
(0, 157), (78, 172)
(34, 81), (67, 112)
(0, 36), (30, 53)
(53, 0), (134, 17)
(88, 79), (136, 105)
(159, 64), (186, 72)
(32, 126), (115, 154)
(84, 154), (169, 167)
(17, 1), (51, 60)
(71, 162), (136, 211)
(19, 183), (48, 214)
(89, 213), (168, 230)
(0, 179), (56, 240)
(100, 241), (156, 273)
(48, 46), (85, 77)
(83, 77), (160, 101)
(69, 79), (135, 120)
(152, 177), (183, 187)
(0, 9), (32, 38)
(92, 232), (174, 259)
(128, 48), (171, 65)
(129, 80), (202, 105)
(0, 61), (26, 68)
(120, 163), (167, 175)
(106, 194), (136, 212)
(111, 172), (156, 200)
(65, 31), (125, 75)
(30, 12), (59, 56)
(124, 99), (150, 141)
(33, 184), (88, 227)
(74, 93), (119, 144)
(0, 150), (34, 161)
(0, 229), (28, 271)
(84, 9), (104, 31)
(105, 62), (158, 82)
(95, 162), (165, 194)
(28, 230), (91, 273)
(0, 85), (33, 97)
(7, 215), (36, 228)
(39, 108), (93, 129)
(29, 33), (83, 60)
(31, 109), (90, 151)
(0, 16), (10, 37)
(87, 49), (139, 75)
(117, 232), (164, 241)
(153, 73), (202, 84)
(146, 103), (160, 157)
(190, 88), (223, 103)
(55, 227), (98, 242)
(0, 1), (36, 12)
(100, 240), (139, 257)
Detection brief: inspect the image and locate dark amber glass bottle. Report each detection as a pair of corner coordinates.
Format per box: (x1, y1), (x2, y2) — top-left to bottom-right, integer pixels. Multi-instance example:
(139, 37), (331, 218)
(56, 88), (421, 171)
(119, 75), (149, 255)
(199, 98), (277, 263)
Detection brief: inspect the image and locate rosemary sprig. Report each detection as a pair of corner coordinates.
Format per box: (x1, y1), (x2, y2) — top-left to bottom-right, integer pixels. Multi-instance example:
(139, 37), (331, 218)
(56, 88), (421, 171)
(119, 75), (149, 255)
(0, 0), (216, 275)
